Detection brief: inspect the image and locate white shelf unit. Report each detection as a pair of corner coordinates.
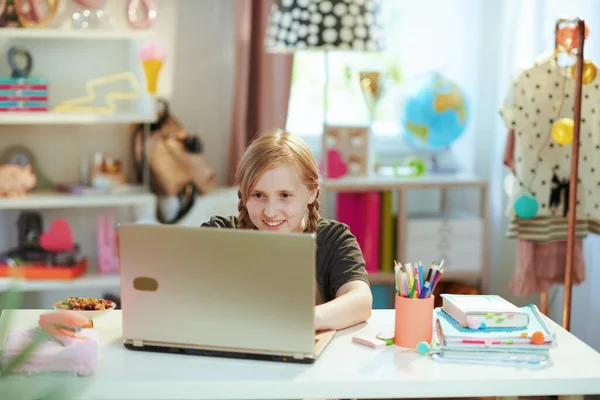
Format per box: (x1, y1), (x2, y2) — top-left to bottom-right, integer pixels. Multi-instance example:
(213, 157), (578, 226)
(0, 111), (156, 125)
(0, 271), (120, 292)
(0, 25), (157, 125)
(322, 173), (490, 294)
(0, 191), (155, 210)
(0, 193), (156, 296)
(0, 19), (160, 305)
(0, 28), (153, 40)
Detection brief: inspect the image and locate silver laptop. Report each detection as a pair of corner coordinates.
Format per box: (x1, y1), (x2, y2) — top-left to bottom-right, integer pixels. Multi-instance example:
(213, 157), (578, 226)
(117, 223), (335, 363)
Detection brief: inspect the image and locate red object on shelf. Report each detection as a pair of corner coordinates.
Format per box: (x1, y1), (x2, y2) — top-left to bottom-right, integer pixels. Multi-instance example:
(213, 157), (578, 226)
(0, 258), (88, 280)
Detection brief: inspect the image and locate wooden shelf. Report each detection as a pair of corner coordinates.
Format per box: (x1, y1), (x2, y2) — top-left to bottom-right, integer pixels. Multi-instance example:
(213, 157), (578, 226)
(0, 111), (156, 125)
(323, 173), (488, 192)
(0, 271), (120, 292)
(0, 28), (153, 40)
(368, 271), (483, 286)
(0, 191), (155, 210)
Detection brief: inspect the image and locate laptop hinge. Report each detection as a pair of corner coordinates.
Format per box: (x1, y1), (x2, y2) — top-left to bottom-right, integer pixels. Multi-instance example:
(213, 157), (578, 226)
(133, 339), (144, 347)
(292, 353), (305, 360)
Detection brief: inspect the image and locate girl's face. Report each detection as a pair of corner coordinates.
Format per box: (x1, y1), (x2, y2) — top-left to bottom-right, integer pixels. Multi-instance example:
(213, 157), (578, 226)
(246, 164), (317, 233)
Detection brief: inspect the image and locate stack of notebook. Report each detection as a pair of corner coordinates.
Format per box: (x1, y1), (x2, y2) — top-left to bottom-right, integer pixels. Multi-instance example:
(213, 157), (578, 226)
(430, 294), (557, 367)
(0, 77), (49, 112)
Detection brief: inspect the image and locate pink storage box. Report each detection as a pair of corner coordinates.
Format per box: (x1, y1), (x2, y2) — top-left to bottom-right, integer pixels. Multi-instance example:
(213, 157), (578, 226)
(335, 192), (381, 273)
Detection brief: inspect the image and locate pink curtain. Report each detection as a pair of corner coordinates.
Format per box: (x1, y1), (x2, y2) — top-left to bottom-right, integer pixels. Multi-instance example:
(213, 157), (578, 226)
(229, 0), (294, 183)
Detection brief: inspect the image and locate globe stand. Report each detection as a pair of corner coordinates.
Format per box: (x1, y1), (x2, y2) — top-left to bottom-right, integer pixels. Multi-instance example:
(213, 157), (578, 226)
(427, 147), (459, 174)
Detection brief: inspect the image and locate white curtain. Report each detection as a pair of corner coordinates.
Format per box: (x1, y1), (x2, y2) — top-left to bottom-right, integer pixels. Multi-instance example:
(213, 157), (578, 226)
(468, 0), (600, 350)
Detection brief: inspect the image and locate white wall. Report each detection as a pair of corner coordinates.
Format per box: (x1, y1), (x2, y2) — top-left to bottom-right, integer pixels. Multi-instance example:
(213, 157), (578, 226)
(168, 0), (236, 186)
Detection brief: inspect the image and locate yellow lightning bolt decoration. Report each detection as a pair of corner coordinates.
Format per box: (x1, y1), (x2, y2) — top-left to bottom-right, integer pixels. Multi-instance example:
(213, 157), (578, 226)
(53, 71), (143, 114)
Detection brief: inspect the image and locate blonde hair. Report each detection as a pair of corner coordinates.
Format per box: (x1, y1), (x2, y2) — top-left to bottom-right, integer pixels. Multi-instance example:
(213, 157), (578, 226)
(235, 129), (321, 232)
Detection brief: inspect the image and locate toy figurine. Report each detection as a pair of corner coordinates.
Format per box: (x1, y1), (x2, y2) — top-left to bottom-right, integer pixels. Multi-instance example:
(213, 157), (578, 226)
(0, 164), (37, 197)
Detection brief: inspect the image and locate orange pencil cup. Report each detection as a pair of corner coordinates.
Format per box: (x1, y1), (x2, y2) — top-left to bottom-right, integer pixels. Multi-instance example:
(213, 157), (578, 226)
(394, 294), (435, 348)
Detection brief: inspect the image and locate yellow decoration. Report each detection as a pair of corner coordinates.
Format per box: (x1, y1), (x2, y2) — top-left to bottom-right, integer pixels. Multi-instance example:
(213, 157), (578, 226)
(551, 118), (575, 145)
(142, 59), (163, 95)
(406, 122), (428, 143)
(53, 72), (143, 114)
(571, 60), (598, 84)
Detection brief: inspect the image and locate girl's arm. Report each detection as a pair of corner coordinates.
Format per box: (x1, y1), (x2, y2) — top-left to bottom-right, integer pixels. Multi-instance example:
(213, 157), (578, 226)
(315, 280), (372, 331)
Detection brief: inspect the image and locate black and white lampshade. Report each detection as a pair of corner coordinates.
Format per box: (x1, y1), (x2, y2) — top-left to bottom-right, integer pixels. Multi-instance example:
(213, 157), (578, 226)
(265, 0), (387, 53)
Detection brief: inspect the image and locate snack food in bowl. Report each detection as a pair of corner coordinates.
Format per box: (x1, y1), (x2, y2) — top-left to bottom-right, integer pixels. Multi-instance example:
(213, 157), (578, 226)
(53, 297), (116, 320)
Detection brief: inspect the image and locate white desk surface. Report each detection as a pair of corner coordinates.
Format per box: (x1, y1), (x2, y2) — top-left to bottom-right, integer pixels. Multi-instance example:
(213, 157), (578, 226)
(1, 309), (600, 400)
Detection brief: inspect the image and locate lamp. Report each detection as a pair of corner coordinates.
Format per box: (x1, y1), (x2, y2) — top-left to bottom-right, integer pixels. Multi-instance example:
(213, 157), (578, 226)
(264, 0), (387, 177)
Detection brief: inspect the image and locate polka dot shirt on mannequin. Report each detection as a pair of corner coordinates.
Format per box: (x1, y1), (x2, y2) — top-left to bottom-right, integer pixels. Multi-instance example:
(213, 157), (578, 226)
(500, 51), (600, 241)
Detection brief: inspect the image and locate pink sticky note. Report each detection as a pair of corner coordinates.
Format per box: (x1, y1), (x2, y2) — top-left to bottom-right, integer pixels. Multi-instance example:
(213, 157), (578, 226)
(352, 335), (386, 349)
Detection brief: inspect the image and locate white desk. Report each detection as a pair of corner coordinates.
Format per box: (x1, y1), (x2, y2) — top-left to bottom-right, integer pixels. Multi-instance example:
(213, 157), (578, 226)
(1, 309), (600, 400)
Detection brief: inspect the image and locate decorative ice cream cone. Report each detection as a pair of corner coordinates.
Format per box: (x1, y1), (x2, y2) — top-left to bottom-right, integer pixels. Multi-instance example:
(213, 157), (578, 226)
(138, 41), (166, 95)
(142, 59), (163, 95)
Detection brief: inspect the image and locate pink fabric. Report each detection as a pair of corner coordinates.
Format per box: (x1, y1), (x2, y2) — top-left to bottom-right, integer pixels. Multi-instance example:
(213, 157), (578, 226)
(229, 0), (294, 183)
(509, 239), (586, 297)
(503, 129), (515, 172)
(336, 192), (381, 273)
(1, 328), (99, 376)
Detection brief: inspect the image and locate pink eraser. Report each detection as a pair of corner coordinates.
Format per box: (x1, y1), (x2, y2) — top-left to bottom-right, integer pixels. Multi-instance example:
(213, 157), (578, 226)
(352, 335), (386, 349)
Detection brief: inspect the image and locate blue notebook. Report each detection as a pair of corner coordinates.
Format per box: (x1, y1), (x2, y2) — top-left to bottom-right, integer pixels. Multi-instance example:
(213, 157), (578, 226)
(435, 304), (556, 344)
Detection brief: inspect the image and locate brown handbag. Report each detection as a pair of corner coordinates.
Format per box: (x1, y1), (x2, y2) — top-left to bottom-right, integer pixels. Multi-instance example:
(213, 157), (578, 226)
(132, 99), (217, 223)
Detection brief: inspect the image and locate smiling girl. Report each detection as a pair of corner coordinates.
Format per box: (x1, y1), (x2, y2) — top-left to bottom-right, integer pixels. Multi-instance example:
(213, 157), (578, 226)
(201, 129), (372, 331)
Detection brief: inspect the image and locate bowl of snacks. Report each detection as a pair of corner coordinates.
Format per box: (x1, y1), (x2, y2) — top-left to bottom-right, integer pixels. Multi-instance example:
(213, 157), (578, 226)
(53, 297), (116, 320)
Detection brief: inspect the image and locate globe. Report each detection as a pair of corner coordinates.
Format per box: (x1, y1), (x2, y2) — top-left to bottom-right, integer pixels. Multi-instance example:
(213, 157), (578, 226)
(400, 72), (469, 150)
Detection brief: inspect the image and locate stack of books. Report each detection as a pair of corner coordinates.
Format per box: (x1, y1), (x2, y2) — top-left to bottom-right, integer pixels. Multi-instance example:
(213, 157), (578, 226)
(0, 77), (49, 112)
(430, 294), (557, 367)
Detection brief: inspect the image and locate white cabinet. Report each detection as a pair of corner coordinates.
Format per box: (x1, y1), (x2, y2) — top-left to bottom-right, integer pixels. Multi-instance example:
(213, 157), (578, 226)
(405, 215), (484, 273)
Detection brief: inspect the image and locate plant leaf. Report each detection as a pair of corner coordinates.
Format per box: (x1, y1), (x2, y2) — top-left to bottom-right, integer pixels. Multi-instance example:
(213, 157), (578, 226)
(1, 331), (45, 376)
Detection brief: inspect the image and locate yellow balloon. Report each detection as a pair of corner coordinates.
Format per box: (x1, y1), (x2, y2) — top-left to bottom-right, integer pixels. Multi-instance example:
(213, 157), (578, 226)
(571, 60), (598, 84)
(552, 118), (574, 145)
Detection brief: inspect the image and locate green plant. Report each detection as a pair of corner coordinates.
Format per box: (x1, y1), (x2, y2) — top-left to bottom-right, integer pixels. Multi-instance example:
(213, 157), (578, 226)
(0, 281), (91, 400)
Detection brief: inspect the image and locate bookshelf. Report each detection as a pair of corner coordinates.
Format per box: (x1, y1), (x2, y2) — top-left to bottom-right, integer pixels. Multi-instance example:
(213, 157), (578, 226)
(322, 173), (490, 298)
(0, 4), (163, 307)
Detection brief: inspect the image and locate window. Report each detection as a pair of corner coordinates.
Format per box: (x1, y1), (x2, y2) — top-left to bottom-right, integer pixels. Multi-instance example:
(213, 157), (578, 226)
(286, 0), (406, 157)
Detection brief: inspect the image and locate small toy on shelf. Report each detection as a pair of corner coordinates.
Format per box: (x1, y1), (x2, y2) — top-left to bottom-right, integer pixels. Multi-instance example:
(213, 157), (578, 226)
(40, 219), (74, 253)
(0, 164), (36, 197)
(0, 216), (87, 279)
(89, 152), (126, 189)
(0, 46), (50, 112)
(0, 145), (53, 191)
(138, 40), (166, 95)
